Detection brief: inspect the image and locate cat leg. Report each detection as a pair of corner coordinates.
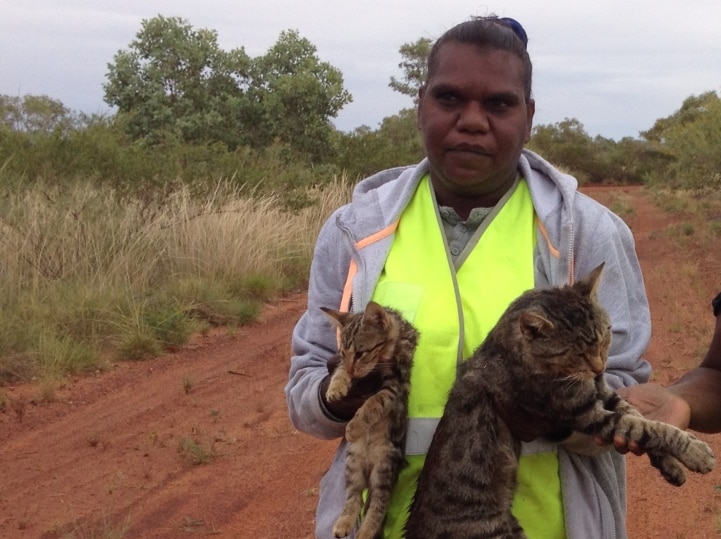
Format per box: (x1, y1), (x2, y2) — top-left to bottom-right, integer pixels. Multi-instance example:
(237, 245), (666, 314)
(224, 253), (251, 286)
(615, 415), (715, 485)
(332, 454), (366, 538)
(354, 489), (389, 539)
(613, 415), (688, 485)
(355, 449), (400, 539)
(332, 502), (362, 538)
(641, 426), (716, 476)
(346, 389), (394, 442)
(591, 389), (714, 478)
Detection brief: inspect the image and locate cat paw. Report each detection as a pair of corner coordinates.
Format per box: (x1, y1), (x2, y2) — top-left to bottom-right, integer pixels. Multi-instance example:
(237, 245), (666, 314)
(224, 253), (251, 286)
(332, 516), (355, 538)
(325, 371), (351, 403)
(649, 453), (686, 486)
(325, 382), (349, 402)
(345, 418), (365, 442)
(679, 436), (716, 474)
(325, 387), (342, 402)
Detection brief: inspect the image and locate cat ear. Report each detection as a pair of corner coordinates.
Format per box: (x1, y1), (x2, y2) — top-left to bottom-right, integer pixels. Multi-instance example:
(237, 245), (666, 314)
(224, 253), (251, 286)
(519, 311), (555, 339)
(577, 262), (605, 298)
(362, 301), (390, 328)
(320, 307), (352, 329)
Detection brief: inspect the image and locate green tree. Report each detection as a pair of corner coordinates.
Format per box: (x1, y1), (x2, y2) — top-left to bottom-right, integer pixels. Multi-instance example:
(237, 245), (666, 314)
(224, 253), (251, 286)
(335, 108), (423, 178)
(104, 15), (250, 147)
(0, 94), (75, 133)
(528, 118), (649, 185)
(529, 118), (596, 182)
(104, 17), (351, 162)
(642, 91), (721, 191)
(333, 35), (433, 177)
(389, 38), (433, 105)
(248, 29), (352, 161)
(642, 91), (719, 145)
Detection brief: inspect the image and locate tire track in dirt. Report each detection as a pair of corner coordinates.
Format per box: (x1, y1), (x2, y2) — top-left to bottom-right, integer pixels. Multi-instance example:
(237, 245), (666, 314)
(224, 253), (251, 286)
(1, 294), (336, 538)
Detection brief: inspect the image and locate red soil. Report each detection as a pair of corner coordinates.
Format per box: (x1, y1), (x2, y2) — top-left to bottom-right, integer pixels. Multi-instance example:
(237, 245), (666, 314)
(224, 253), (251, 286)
(1, 186), (719, 538)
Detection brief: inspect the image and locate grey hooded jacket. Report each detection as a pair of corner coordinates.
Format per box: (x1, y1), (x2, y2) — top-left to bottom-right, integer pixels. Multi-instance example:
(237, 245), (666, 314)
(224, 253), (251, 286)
(286, 149), (652, 539)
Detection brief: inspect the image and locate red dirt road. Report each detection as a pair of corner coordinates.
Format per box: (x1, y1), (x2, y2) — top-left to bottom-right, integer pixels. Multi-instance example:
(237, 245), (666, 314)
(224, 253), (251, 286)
(1, 186), (719, 538)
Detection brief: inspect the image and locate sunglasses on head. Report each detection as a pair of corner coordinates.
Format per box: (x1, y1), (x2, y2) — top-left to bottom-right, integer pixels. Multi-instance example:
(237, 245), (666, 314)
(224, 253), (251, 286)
(497, 17), (529, 49)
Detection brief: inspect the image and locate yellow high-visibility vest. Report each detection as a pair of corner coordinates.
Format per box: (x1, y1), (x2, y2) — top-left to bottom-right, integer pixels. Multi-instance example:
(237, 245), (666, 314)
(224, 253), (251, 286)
(370, 175), (565, 538)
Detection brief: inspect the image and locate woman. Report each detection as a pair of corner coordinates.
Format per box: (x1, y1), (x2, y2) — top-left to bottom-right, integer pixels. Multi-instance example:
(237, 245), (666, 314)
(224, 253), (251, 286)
(286, 16), (651, 539)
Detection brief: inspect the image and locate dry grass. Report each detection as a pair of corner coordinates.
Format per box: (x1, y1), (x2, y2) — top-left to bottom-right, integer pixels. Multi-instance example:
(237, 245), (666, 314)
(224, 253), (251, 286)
(0, 177), (353, 382)
(648, 186), (721, 303)
(177, 435), (218, 465)
(0, 179), (351, 290)
(606, 191), (638, 221)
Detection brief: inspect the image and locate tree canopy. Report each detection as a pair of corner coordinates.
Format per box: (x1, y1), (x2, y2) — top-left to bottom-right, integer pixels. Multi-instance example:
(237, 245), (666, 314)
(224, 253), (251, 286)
(388, 38), (432, 105)
(247, 29), (352, 160)
(0, 94), (75, 133)
(2, 21), (719, 192)
(641, 91), (721, 190)
(104, 16), (351, 161)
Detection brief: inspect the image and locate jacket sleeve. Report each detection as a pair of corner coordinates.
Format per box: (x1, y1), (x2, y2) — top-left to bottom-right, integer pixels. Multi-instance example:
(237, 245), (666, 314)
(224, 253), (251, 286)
(574, 199), (652, 390)
(557, 198), (652, 457)
(284, 207), (352, 440)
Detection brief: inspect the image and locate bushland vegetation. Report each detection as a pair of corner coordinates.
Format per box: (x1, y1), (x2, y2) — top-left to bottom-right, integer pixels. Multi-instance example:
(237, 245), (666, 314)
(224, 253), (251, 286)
(1, 15), (719, 385)
(0, 174), (352, 386)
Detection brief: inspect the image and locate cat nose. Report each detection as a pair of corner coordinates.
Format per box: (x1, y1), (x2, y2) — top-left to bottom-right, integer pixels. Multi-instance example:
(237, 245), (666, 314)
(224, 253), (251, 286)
(590, 357), (605, 374)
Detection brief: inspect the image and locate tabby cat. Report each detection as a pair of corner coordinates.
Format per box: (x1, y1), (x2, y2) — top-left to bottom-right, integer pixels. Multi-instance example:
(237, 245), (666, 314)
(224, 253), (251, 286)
(322, 301), (419, 539)
(405, 264), (715, 539)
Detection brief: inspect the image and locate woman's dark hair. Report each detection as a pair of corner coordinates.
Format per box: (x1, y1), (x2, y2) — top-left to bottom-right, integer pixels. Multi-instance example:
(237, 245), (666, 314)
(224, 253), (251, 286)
(425, 16), (533, 101)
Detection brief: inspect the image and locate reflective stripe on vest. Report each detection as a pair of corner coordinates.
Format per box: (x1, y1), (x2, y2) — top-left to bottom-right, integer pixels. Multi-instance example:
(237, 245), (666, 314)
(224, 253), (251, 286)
(370, 175), (566, 538)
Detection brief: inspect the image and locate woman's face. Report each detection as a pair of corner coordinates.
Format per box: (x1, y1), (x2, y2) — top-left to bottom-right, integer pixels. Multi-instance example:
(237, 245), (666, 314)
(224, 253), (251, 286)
(417, 41), (535, 207)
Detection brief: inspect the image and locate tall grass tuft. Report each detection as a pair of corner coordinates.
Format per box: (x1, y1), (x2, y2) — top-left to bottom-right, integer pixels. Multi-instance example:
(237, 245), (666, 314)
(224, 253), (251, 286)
(0, 175), (353, 383)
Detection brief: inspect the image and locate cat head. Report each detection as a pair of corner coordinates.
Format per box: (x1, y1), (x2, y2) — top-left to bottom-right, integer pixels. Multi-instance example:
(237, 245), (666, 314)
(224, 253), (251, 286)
(321, 301), (398, 378)
(516, 263), (611, 380)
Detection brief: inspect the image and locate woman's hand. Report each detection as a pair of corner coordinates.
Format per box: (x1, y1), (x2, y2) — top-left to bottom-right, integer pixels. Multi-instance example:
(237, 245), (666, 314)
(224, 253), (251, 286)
(595, 383), (691, 455)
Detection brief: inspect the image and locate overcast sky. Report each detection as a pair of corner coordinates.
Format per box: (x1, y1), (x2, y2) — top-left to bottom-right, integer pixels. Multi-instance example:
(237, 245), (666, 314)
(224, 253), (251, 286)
(2, 0), (720, 140)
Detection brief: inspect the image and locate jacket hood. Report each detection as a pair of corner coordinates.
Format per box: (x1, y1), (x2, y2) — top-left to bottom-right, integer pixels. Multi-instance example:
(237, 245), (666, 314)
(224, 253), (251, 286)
(520, 148), (578, 224)
(344, 150), (579, 240)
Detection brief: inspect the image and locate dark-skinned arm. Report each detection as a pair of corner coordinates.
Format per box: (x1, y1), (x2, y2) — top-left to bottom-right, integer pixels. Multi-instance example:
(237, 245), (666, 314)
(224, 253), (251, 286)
(664, 307), (721, 433)
(612, 294), (721, 453)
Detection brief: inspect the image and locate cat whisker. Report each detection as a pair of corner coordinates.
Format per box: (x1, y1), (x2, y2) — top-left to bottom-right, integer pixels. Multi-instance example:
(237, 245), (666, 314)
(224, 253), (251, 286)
(558, 375), (581, 389)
